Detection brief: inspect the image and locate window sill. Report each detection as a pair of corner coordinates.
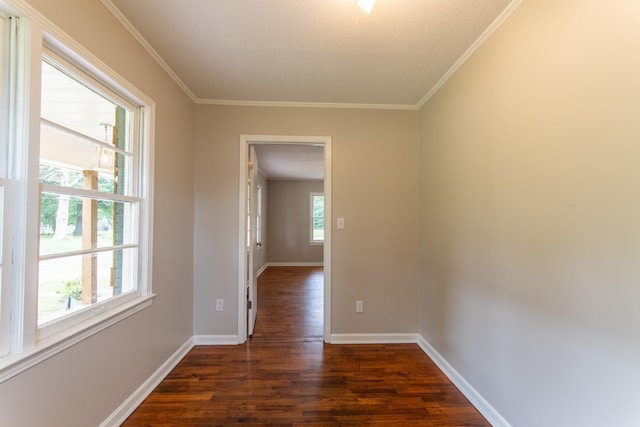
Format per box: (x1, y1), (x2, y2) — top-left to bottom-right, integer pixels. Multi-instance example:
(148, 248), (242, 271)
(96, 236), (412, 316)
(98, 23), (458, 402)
(0, 294), (155, 383)
(309, 241), (324, 246)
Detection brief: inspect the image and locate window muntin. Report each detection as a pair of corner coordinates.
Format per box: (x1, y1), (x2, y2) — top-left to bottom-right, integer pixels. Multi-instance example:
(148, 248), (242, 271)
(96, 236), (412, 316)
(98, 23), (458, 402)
(39, 194), (137, 254)
(310, 192), (324, 243)
(37, 54), (142, 330)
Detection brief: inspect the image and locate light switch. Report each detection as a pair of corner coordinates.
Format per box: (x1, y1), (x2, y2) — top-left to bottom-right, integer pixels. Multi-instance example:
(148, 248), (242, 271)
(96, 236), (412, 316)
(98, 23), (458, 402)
(337, 217), (345, 230)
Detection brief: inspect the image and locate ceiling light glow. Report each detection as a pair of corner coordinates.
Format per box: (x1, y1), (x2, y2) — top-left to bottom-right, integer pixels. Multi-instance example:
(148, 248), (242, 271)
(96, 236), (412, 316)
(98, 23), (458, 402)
(357, 0), (376, 15)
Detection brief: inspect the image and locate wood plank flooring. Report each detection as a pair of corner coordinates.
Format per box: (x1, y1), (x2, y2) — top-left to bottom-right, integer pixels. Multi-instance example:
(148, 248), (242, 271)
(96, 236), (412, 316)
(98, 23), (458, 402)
(123, 266), (489, 426)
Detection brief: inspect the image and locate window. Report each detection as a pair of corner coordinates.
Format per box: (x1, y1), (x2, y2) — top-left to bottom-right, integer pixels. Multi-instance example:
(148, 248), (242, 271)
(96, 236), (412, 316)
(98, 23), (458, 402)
(310, 192), (324, 243)
(256, 185), (262, 246)
(37, 53), (142, 336)
(246, 181), (250, 249)
(0, 13), (10, 358)
(0, 12), (154, 380)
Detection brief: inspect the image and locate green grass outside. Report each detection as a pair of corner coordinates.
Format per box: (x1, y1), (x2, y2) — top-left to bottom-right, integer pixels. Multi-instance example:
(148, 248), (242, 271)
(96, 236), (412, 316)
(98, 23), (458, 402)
(38, 232), (118, 322)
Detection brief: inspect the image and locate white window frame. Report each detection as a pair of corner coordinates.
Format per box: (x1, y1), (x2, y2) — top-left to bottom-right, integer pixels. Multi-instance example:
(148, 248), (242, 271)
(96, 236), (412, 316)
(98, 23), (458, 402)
(0, 180), (12, 358)
(256, 184), (262, 247)
(0, 12), (11, 358)
(36, 49), (143, 340)
(310, 192), (324, 244)
(0, 10), (155, 383)
(246, 181), (251, 250)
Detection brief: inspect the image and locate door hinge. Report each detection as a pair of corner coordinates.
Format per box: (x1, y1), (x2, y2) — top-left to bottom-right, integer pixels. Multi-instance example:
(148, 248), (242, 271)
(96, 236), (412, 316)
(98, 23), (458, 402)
(248, 300), (252, 309)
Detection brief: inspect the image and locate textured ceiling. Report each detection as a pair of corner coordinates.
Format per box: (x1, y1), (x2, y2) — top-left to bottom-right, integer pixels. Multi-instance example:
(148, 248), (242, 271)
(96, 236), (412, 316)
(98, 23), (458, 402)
(107, 0), (517, 108)
(255, 145), (324, 180)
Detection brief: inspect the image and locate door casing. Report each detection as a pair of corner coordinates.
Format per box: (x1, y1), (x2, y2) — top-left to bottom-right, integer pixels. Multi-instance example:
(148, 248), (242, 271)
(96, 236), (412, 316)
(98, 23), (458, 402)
(237, 135), (332, 343)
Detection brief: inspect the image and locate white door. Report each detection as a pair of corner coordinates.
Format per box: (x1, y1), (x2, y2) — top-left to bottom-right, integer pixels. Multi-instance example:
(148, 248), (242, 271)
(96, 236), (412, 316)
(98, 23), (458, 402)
(246, 145), (259, 336)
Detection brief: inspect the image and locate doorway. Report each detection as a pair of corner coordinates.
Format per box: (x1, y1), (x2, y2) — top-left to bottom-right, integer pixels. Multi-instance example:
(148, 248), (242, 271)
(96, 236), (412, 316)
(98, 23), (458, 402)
(237, 135), (332, 344)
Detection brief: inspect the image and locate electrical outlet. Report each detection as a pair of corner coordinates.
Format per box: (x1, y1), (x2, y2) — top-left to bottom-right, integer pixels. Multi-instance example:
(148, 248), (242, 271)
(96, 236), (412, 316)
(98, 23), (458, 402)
(216, 299), (224, 312)
(355, 300), (363, 313)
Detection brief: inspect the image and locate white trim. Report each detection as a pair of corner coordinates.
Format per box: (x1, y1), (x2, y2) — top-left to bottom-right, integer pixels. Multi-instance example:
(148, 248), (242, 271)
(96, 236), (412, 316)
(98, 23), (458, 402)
(416, 0), (524, 109)
(100, 0), (197, 103)
(330, 333), (419, 344)
(39, 243), (138, 261)
(0, 295), (154, 383)
(192, 335), (240, 345)
(239, 135), (332, 344)
(99, 337), (194, 427)
(197, 98), (416, 110)
(39, 183), (141, 203)
(0, 181), (13, 357)
(40, 117), (131, 156)
(256, 264), (268, 277)
(417, 335), (512, 427)
(238, 141), (248, 341)
(11, 14), (40, 354)
(322, 138), (332, 343)
(266, 262), (324, 267)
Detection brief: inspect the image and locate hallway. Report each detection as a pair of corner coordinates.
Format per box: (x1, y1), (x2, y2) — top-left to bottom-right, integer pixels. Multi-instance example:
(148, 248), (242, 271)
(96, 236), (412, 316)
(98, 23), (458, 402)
(123, 266), (489, 425)
(251, 265), (324, 342)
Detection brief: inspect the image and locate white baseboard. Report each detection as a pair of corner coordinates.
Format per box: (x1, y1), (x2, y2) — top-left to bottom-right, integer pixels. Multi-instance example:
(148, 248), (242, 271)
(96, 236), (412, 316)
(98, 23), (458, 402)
(256, 264), (268, 277)
(100, 337), (194, 427)
(330, 333), (419, 344)
(417, 335), (512, 427)
(193, 335), (239, 345)
(265, 262), (323, 267)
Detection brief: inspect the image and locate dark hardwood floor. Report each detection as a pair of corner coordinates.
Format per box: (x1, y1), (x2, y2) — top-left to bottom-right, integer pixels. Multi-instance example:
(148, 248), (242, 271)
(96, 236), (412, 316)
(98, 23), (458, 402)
(123, 266), (489, 426)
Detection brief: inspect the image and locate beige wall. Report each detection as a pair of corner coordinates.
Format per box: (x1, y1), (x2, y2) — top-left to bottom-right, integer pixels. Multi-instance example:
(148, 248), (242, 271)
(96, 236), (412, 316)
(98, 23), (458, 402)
(0, 0), (195, 426)
(267, 180), (324, 263)
(418, 0), (640, 425)
(193, 105), (420, 336)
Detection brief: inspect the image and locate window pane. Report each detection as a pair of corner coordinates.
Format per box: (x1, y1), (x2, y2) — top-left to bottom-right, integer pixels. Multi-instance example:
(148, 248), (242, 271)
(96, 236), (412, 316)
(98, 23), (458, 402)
(40, 122), (133, 196)
(38, 247), (137, 325)
(39, 158), (132, 194)
(38, 55), (142, 327)
(39, 193), (137, 255)
(40, 59), (134, 198)
(313, 195), (324, 211)
(40, 61), (131, 150)
(310, 193), (324, 242)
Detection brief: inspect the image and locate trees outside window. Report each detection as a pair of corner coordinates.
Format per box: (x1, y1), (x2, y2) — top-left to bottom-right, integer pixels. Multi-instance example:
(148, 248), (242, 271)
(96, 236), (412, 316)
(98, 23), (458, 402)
(310, 192), (324, 243)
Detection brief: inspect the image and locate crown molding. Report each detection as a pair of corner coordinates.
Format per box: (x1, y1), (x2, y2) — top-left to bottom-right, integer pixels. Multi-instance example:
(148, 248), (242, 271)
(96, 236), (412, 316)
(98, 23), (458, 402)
(416, 0), (524, 109)
(195, 98), (418, 110)
(101, 0), (197, 102)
